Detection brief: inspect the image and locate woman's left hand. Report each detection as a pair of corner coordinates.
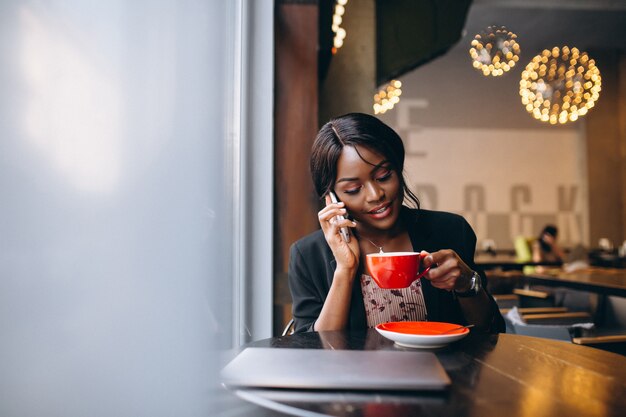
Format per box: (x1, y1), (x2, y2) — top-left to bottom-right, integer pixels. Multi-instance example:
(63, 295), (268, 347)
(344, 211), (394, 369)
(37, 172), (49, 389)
(421, 249), (474, 292)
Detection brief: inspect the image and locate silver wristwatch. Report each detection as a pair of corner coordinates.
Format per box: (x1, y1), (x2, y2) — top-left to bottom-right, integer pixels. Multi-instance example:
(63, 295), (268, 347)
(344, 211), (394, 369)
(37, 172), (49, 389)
(455, 271), (482, 297)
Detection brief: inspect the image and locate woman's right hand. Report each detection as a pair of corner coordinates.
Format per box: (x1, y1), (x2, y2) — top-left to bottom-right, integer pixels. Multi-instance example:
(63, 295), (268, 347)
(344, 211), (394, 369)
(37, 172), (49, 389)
(313, 196), (361, 332)
(318, 195), (360, 272)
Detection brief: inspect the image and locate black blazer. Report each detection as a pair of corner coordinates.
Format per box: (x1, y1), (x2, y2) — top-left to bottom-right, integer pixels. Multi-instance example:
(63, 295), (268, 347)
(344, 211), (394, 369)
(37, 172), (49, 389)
(288, 207), (505, 334)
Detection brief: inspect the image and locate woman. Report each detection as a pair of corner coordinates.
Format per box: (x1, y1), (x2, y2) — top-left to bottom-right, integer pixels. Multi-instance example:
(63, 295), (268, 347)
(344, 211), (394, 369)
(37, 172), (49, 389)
(288, 113), (504, 334)
(532, 225), (565, 264)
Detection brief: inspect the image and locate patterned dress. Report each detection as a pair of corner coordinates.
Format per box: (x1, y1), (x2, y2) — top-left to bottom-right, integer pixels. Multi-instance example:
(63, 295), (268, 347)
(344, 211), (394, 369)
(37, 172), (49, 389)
(360, 273), (427, 327)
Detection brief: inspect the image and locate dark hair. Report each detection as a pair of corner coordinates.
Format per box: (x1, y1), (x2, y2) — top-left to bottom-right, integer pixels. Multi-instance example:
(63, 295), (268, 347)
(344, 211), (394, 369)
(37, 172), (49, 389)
(539, 224), (558, 252)
(309, 112), (420, 208)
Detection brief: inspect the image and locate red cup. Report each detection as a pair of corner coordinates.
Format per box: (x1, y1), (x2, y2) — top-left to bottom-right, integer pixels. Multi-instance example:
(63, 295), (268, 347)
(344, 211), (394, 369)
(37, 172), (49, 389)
(365, 251), (431, 289)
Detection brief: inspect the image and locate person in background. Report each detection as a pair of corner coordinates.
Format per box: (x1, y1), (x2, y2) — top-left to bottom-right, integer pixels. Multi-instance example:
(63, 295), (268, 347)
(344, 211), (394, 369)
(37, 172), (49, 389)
(288, 113), (504, 334)
(532, 225), (565, 264)
(530, 226), (592, 309)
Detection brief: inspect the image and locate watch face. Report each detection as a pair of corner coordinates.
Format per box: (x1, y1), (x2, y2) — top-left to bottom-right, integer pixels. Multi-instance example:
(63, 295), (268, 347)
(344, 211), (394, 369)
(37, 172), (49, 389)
(472, 272), (482, 291)
(455, 272), (481, 297)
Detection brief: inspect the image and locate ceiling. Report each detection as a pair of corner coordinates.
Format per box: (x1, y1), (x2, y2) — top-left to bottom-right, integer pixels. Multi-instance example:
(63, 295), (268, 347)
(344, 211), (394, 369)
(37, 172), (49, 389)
(381, 0), (626, 130)
(469, 0), (626, 54)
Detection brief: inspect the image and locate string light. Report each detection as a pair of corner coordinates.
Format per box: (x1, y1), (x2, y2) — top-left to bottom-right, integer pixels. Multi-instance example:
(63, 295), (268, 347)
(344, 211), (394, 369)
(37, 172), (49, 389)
(332, 0), (348, 54)
(469, 25), (520, 77)
(373, 80), (402, 115)
(519, 46), (601, 124)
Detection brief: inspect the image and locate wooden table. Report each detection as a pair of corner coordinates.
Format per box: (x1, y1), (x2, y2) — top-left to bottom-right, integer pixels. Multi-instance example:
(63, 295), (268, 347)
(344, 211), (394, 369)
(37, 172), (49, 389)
(219, 329), (626, 417)
(524, 267), (626, 298)
(475, 253), (561, 271)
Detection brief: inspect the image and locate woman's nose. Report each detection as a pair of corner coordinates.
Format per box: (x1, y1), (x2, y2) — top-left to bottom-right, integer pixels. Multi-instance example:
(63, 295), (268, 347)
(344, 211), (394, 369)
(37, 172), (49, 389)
(365, 181), (385, 202)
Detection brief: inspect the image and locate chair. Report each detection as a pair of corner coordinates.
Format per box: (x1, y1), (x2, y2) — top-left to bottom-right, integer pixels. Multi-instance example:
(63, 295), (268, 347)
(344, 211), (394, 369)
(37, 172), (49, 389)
(513, 236), (532, 264)
(493, 293), (520, 310)
(513, 287), (558, 307)
(504, 306), (594, 342)
(572, 333), (626, 356)
(571, 296), (626, 355)
(486, 270), (522, 297)
(511, 322), (572, 342)
(522, 310), (593, 325)
(518, 296), (626, 356)
(500, 307), (568, 315)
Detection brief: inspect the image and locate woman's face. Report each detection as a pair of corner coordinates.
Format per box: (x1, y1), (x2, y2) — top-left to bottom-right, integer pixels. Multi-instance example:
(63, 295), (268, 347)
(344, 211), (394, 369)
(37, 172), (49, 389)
(333, 145), (402, 234)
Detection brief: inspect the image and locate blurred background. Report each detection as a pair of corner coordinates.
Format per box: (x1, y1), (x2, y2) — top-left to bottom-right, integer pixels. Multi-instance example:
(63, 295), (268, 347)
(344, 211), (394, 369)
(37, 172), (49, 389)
(273, 0), (626, 334)
(1, 0), (625, 415)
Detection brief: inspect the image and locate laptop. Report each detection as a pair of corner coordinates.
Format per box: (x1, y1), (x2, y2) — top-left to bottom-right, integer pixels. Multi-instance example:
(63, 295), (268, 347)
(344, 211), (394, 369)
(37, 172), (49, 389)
(220, 348), (450, 391)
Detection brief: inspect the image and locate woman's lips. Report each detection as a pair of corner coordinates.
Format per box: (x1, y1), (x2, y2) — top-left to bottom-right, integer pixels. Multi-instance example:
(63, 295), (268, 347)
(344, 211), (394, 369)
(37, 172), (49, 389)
(367, 203), (392, 220)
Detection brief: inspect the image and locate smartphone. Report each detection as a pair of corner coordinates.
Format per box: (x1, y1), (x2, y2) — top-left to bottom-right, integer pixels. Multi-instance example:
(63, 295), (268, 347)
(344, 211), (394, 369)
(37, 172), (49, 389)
(329, 191), (351, 243)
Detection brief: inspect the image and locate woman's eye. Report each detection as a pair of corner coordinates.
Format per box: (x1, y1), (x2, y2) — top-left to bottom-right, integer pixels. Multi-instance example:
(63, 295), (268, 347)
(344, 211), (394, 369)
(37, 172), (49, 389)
(344, 187), (361, 195)
(376, 171), (392, 181)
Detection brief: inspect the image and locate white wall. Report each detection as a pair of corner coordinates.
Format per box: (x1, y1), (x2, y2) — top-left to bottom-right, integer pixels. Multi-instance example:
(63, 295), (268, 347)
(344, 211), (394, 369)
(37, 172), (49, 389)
(0, 1), (273, 416)
(398, 124), (587, 248)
